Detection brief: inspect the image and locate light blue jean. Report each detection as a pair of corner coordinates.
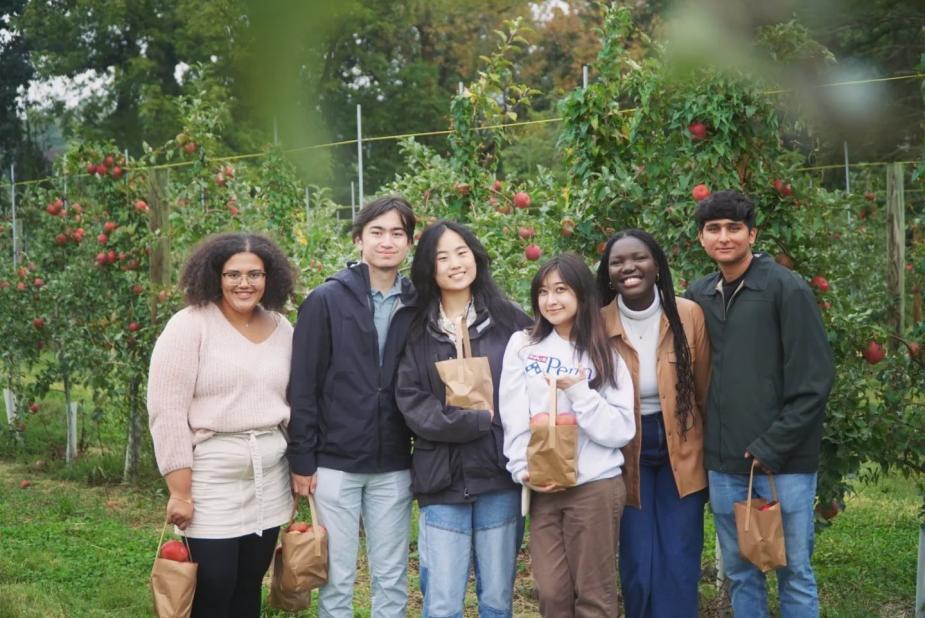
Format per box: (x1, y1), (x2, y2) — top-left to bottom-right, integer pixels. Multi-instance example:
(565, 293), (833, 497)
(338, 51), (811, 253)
(708, 470), (819, 618)
(418, 489), (521, 618)
(312, 467), (412, 618)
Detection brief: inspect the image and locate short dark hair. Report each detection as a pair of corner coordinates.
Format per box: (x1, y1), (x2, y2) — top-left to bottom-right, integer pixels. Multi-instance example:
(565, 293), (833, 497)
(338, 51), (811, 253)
(179, 232), (295, 311)
(351, 195), (416, 241)
(694, 190), (756, 230)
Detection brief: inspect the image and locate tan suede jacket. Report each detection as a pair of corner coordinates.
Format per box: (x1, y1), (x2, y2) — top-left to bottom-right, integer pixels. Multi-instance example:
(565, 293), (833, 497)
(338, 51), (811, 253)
(602, 297), (711, 508)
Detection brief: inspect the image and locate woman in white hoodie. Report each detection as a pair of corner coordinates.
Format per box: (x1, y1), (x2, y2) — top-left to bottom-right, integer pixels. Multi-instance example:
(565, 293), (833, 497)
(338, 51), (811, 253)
(499, 253), (635, 617)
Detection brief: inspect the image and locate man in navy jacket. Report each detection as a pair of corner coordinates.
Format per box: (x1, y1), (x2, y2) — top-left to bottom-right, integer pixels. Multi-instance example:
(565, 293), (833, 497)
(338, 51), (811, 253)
(288, 196), (417, 617)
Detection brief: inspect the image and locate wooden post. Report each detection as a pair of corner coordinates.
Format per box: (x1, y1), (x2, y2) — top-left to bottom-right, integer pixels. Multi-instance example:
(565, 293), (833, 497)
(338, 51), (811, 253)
(148, 168), (170, 300)
(913, 225), (923, 324)
(885, 163), (905, 335)
(918, 524), (925, 618)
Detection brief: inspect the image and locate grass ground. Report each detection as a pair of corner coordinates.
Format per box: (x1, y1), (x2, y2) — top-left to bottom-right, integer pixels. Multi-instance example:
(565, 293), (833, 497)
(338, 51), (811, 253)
(0, 405), (920, 617)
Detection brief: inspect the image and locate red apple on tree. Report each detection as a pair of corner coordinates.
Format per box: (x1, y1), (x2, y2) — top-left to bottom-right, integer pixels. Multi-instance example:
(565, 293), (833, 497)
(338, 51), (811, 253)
(29, 403), (39, 414)
(561, 217), (576, 237)
(518, 226), (536, 240)
(861, 340), (885, 365)
(54, 234), (68, 246)
(688, 122), (707, 140)
(110, 165), (123, 179)
(183, 141), (198, 155)
(907, 341), (920, 360)
(134, 200), (149, 214)
(86, 163), (97, 175)
(513, 191), (532, 209)
(32, 317), (45, 330)
(491, 179), (503, 192)
(455, 182), (470, 196)
(103, 221), (118, 233)
(20, 479), (31, 489)
(691, 184), (710, 201)
(33, 278), (44, 288)
(810, 275), (829, 293)
(127, 322), (141, 333)
(97, 233), (108, 245)
(775, 254), (794, 270)
(524, 244), (543, 261)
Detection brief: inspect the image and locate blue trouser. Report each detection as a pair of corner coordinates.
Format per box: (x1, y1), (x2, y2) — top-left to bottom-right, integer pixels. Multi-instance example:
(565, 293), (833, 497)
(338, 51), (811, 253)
(619, 413), (707, 618)
(418, 489), (521, 618)
(709, 469), (819, 618)
(312, 467), (412, 618)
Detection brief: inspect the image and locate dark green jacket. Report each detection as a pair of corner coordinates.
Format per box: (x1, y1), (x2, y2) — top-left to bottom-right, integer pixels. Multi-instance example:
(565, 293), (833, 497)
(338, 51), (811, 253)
(685, 253), (834, 474)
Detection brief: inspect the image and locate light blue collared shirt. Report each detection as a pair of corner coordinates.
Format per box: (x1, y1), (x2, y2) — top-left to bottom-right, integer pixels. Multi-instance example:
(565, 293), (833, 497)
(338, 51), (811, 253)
(370, 275), (403, 365)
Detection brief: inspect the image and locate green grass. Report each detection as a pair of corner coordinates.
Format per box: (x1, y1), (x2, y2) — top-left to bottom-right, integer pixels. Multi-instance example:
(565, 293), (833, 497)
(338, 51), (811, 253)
(1, 407), (920, 617)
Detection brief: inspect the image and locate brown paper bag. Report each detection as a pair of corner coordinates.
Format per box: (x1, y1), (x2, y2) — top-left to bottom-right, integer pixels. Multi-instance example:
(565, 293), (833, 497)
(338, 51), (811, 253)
(270, 494), (328, 605)
(267, 544), (313, 612)
(434, 316), (494, 413)
(150, 523), (197, 618)
(734, 462), (787, 572)
(526, 375), (578, 487)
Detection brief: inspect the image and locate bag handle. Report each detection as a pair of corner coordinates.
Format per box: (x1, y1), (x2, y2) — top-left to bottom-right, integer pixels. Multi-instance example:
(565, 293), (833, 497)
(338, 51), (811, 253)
(151, 521), (193, 574)
(744, 460), (779, 531)
(546, 374), (557, 428)
(454, 315), (472, 359)
(286, 494), (324, 557)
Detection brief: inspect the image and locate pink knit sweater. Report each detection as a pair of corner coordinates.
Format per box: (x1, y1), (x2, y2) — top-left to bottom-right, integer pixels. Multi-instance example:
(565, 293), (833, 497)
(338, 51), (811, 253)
(147, 302), (294, 475)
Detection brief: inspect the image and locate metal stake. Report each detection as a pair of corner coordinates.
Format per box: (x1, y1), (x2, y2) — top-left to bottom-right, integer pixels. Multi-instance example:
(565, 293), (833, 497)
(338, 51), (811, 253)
(356, 104), (364, 208)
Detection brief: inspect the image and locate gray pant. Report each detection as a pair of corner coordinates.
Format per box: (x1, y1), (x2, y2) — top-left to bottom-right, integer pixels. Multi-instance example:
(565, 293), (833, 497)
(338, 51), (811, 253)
(313, 467), (412, 618)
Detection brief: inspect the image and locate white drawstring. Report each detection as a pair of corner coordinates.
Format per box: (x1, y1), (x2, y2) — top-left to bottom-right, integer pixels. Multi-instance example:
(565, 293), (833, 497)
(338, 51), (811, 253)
(246, 430), (269, 536)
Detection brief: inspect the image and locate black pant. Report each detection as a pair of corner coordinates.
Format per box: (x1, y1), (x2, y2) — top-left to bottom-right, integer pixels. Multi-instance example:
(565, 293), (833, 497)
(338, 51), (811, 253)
(185, 527), (279, 618)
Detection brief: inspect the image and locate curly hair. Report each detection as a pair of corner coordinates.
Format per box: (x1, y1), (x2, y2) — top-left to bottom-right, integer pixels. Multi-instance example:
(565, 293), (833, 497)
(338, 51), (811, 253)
(596, 229), (697, 438)
(179, 233), (295, 311)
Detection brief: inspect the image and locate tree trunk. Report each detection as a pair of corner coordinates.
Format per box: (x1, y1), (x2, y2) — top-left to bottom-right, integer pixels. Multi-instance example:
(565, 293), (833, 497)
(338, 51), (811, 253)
(122, 376), (142, 483)
(63, 371), (77, 465)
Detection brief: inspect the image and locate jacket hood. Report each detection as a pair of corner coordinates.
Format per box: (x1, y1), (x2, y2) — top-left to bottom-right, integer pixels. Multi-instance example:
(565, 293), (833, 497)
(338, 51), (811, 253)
(327, 261), (417, 308)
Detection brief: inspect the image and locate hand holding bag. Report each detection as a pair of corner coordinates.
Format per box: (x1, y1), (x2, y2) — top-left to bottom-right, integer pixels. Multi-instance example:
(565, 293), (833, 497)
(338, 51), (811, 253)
(269, 494), (328, 611)
(150, 523), (197, 618)
(734, 461), (787, 572)
(526, 375), (578, 487)
(434, 316), (495, 414)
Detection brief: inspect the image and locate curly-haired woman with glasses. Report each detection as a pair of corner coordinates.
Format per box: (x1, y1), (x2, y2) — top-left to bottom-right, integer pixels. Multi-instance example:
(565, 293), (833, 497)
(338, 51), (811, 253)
(147, 232), (296, 617)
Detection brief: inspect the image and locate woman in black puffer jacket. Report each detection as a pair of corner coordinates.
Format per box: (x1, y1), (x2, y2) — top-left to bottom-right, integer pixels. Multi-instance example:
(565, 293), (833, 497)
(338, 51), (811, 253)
(396, 220), (531, 618)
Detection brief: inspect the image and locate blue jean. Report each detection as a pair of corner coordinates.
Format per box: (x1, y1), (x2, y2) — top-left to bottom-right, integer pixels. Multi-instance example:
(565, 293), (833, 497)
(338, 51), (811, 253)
(418, 489), (521, 618)
(312, 467), (412, 618)
(619, 413), (706, 618)
(708, 470), (819, 618)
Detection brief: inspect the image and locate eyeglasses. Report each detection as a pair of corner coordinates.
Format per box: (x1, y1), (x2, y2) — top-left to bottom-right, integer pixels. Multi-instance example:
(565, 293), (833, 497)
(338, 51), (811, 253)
(221, 270), (267, 284)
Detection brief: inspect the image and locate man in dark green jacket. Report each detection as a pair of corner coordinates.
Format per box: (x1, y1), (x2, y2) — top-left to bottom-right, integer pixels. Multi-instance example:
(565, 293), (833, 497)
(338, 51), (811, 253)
(685, 190), (834, 618)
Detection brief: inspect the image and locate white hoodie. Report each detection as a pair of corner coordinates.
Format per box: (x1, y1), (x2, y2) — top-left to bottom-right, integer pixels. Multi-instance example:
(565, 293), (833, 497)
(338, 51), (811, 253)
(499, 329), (636, 486)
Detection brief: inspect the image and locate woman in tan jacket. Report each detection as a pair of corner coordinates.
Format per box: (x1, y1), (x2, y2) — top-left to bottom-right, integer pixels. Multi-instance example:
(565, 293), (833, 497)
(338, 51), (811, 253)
(596, 229), (711, 618)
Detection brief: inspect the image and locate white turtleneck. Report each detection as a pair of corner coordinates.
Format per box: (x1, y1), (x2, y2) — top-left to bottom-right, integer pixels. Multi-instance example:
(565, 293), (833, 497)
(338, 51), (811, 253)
(618, 293), (663, 416)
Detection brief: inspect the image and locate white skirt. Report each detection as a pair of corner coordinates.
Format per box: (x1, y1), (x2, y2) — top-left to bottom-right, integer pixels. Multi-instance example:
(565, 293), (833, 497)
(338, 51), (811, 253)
(182, 427), (294, 539)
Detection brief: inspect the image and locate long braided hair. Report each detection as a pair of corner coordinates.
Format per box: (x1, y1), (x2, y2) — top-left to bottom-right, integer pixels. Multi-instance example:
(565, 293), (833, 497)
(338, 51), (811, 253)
(596, 229), (697, 437)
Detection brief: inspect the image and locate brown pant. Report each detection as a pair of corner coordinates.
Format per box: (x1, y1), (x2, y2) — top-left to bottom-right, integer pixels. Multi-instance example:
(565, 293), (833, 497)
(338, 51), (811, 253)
(529, 475), (627, 618)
